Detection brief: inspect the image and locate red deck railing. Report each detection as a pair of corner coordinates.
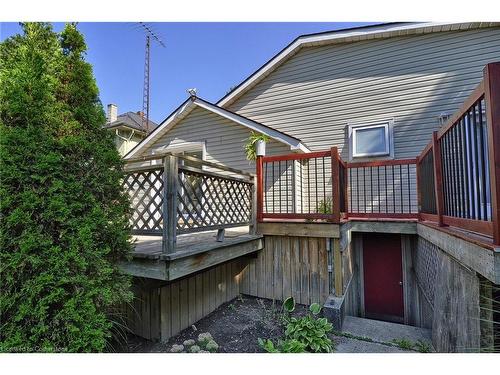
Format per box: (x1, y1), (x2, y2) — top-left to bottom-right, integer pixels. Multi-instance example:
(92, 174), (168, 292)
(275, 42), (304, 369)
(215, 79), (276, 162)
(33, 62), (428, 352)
(256, 62), (500, 245)
(257, 148), (341, 223)
(416, 62), (500, 244)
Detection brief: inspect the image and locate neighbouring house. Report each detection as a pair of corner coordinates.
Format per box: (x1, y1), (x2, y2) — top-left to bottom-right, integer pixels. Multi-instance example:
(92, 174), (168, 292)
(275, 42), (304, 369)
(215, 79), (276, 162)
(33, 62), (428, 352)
(120, 22), (500, 352)
(103, 104), (158, 156)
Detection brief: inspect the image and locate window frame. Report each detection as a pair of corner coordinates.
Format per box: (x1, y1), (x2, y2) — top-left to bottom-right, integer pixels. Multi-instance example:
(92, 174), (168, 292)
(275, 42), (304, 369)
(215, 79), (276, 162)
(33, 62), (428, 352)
(349, 121), (394, 159)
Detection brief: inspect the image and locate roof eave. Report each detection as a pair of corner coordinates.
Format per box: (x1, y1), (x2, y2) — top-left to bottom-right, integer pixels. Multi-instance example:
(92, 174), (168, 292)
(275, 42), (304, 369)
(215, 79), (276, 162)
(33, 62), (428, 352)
(124, 97), (311, 159)
(217, 22), (493, 108)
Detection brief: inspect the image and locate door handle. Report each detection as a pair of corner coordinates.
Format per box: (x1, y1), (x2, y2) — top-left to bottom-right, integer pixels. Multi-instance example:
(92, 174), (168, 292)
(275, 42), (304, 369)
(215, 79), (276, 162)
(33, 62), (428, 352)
(399, 281), (403, 286)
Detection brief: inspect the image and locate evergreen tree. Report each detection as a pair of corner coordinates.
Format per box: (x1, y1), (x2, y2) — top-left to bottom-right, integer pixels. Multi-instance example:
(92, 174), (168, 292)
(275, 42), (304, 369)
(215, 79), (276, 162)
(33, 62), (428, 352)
(0, 23), (132, 352)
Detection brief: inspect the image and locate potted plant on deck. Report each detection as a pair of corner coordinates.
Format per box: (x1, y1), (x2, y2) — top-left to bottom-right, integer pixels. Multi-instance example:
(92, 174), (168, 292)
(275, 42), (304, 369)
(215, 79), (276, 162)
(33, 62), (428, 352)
(245, 131), (269, 161)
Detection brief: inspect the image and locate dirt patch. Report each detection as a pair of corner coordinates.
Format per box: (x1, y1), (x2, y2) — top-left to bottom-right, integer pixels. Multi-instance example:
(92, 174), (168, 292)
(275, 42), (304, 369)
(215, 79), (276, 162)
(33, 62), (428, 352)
(124, 295), (309, 353)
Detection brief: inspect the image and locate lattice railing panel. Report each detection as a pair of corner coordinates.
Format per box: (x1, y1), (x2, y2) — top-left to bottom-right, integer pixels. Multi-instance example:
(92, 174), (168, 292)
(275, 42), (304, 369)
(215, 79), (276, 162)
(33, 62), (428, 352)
(123, 167), (164, 234)
(177, 168), (252, 233)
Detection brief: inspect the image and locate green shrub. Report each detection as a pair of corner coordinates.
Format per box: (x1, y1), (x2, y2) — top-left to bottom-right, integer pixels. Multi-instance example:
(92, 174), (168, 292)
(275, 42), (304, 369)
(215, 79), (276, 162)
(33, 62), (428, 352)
(0, 23), (132, 352)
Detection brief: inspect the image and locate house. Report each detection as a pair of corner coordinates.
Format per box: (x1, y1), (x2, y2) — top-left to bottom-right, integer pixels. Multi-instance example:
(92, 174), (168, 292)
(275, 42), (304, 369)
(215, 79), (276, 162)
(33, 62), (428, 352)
(103, 104), (158, 156)
(121, 22), (500, 352)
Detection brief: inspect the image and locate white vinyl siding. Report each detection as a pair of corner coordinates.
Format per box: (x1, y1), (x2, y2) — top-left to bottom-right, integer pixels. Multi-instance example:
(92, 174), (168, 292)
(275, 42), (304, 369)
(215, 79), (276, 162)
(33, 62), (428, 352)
(227, 27), (500, 160)
(139, 106), (291, 174)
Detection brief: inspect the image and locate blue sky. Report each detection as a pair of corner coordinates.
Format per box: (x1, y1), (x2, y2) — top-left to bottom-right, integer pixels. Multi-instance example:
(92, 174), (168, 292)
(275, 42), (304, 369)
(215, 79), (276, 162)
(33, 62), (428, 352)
(0, 22), (378, 123)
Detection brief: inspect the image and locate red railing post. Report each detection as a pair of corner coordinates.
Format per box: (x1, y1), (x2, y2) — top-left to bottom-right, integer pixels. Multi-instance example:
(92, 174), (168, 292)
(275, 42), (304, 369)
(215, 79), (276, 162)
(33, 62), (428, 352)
(416, 155), (421, 217)
(256, 155), (264, 223)
(484, 62), (500, 245)
(331, 147), (341, 223)
(432, 131), (445, 227)
(343, 160), (349, 220)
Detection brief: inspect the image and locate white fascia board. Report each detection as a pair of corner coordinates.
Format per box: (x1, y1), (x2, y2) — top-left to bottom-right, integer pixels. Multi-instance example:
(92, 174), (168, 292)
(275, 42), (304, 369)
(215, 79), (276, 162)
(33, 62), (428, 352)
(125, 97), (310, 159)
(124, 99), (195, 159)
(193, 99), (310, 153)
(217, 22), (475, 108)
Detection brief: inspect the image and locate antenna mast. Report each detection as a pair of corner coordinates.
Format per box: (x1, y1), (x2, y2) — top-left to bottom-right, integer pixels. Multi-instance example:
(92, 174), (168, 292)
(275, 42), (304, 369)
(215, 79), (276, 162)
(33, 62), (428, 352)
(138, 23), (165, 135)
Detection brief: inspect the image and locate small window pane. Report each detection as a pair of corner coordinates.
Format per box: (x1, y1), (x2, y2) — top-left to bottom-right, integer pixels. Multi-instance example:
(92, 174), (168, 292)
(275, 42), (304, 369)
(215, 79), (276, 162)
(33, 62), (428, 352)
(355, 126), (387, 155)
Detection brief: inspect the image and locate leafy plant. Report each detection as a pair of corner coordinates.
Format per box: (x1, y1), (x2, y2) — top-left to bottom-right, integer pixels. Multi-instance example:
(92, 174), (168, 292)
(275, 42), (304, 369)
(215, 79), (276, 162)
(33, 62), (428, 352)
(316, 198), (333, 214)
(392, 338), (415, 350)
(244, 131), (269, 161)
(415, 340), (431, 353)
(258, 338), (307, 353)
(283, 296), (295, 313)
(258, 338), (279, 353)
(284, 304), (334, 353)
(258, 297), (334, 353)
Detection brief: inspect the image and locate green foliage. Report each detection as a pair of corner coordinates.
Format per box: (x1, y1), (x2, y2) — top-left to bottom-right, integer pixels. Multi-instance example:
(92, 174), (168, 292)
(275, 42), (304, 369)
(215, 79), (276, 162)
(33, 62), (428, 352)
(258, 298), (334, 353)
(316, 198), (332, 214)
(392, 338), (415, 350)
(415, 340), (431, 353)
(197, 332), (213, 346)
(244, 131), (269, 161)
(283, 297), (295, 313)
(205, 340), (219, 352)
(0, 23), (132, 352)
(258, 338), (307, 353)
(189, 345), (201, 353)
(309, 303), (321, 315)
(258, 338), (278, 353)
(285, 314), (334, 353)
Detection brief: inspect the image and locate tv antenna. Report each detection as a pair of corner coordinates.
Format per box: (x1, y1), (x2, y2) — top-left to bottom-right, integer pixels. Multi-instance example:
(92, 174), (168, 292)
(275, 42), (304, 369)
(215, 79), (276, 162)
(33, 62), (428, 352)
(136, 23), (166, 134)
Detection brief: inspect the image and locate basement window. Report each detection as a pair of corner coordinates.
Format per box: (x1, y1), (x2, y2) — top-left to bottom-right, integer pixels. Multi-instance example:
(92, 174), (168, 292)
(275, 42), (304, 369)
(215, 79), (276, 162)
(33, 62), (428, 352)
(350, 122), (393, 158)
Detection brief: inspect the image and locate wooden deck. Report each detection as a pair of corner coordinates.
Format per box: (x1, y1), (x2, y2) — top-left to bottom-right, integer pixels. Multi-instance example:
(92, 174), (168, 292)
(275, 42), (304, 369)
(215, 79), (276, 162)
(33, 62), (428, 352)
(120, 226), (263, 281)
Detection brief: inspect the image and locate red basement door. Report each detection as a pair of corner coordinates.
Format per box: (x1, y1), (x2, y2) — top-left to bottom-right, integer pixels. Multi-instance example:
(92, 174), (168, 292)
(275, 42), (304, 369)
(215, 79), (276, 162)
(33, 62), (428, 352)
(363, 233), (404, 323)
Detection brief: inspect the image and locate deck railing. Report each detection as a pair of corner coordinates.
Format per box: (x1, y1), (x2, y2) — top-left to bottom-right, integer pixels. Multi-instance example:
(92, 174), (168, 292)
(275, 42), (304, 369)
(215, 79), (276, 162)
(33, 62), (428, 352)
(123, 153), (255, 253)
(416, 62), (500, 244)
(256, 62), (500, 245)
(257, 148), (341, 222)
(347, 159), (418, 219)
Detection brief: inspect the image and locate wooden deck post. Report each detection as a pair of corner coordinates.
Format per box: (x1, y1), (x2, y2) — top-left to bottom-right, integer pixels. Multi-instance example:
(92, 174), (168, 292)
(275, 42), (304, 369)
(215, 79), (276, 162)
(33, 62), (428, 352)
(256, 155), (264, 222)
(484, 62), (500, 245)
(333, 238), (343, 297)
(331, 147), (341, 223)
(432, 131), (445, 227)
(163, 154), (178, 254)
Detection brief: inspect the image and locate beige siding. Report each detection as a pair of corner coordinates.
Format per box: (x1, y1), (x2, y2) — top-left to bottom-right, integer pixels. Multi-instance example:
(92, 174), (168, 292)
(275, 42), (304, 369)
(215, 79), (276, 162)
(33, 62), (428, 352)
(227, 27), (500, 160)
(113, 130), (144, 156)
(140, 106), (290, 174)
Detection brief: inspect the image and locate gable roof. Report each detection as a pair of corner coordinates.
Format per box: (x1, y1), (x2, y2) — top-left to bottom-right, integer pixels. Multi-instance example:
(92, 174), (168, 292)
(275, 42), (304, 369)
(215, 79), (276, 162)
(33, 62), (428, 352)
(217, 22), (499, 108)
(103, 111), (159, 134)
(124, 97), (311, 159)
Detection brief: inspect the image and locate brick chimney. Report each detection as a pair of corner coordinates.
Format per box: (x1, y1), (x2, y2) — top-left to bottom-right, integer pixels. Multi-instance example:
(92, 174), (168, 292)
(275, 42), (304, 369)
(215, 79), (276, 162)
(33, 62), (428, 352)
(107, 103), (117, 123)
